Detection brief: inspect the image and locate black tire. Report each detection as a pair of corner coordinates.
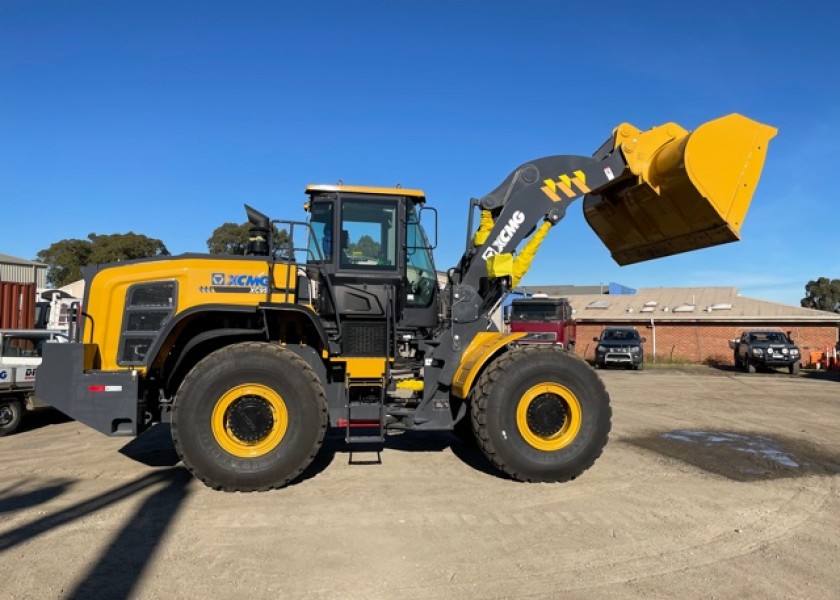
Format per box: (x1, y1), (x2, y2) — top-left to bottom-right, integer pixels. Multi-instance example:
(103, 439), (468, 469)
(172, 342), (328, 492)
(0, 397), (24, 437)
(733, 352), (742, 369)
(471, 346), (611, 482)
(634, 363), (644, 371)
(790, 362), (800, 375)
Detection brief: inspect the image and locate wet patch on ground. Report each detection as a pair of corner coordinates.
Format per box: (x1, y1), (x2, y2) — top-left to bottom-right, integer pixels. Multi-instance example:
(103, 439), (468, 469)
(625, 429), (840, 481)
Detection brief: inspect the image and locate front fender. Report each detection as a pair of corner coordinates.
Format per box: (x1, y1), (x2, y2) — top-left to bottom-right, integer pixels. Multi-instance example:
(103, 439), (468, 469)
(450, 332), (526, 399)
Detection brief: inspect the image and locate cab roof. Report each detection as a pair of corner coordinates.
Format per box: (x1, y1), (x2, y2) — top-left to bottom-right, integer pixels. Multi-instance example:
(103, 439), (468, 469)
(305, 184), (425, 202)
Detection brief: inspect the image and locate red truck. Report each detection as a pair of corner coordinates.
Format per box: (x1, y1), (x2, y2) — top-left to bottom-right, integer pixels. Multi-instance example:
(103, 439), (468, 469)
(508, 297), (576, 351)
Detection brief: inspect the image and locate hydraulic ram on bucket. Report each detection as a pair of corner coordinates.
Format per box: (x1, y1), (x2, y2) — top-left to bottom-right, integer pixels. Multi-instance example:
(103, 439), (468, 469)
(583, 113), (777, 265)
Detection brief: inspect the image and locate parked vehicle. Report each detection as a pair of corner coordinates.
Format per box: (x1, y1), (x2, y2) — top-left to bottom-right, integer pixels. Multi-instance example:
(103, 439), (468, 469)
(0, 329), (68, 435)
(593, 327), (645, 370)
(508, 297), (576, 350)
(730, 329), (800, 374)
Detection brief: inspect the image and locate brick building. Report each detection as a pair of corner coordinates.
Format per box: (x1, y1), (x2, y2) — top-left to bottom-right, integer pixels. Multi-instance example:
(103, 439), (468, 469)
(531, 286), (839, 367)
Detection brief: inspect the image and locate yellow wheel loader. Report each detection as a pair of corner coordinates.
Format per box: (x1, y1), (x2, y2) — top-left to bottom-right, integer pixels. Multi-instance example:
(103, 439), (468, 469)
(37, 114), (776, 491)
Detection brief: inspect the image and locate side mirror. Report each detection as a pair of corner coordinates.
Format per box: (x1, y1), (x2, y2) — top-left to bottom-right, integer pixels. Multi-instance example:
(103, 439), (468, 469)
(641, 337), (647, 343)
(593, 337), (599, 342)
(419, 206), (438, 249)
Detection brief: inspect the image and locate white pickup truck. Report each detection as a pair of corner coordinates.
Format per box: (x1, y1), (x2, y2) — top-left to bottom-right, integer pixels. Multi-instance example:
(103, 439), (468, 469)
(0, 329), (68, 435)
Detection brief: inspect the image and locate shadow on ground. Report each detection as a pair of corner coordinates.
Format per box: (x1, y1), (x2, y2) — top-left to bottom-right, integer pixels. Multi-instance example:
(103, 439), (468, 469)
(320, 429), (503, 478)
(0, 468), (192, 600)
(0, 478), (75, 515)
(15, 408), (72, 435)
(625, 429), (840, 482)
(119, 424), (504, 484)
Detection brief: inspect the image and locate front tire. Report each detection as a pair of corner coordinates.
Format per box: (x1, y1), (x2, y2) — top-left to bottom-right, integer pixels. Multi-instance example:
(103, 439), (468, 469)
(0, 397), (24, 436)
(790, 362), (800, 375)
(172, 342), (328, 492)
(471, 346), (611, 482)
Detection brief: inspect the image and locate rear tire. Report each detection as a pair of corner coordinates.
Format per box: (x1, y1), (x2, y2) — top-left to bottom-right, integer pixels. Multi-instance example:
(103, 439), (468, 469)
(172, 342), (328, 492)
(471, 346), (611, 482)
(747, 362), (756, 374)
(0, 397), (24, 436)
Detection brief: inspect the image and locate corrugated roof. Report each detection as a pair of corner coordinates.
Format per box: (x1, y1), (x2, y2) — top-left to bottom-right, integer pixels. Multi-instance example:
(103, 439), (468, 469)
(0, 253), (45, 267)
(561, 287), (840, 323)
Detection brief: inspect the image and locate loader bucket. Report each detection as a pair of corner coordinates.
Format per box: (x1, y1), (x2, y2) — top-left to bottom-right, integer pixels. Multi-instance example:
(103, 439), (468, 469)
(583, 114), (777, 266)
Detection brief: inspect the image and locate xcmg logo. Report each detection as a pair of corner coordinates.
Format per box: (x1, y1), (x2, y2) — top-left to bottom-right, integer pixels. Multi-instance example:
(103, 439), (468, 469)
(211, 273), (270, 287)
(481, 211), (526, 261)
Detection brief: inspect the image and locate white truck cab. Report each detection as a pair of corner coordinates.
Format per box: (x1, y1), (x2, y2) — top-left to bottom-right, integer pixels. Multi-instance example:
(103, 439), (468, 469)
(0, 329), (68, 435)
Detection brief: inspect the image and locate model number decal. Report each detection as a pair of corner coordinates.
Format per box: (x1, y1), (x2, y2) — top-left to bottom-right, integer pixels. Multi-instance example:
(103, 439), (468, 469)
(203, 273), (270, 294)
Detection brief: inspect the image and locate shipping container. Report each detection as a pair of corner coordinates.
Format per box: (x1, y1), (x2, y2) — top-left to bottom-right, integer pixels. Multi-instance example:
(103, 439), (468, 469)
(0, 282), (36, 329)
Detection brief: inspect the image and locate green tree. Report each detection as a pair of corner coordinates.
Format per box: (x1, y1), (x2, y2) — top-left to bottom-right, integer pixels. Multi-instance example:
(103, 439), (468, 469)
(207, 222), (290, 255)
(207, 222), (250, 255)
(801, 277), (840, 312)
(87, 233), (169, 264)
(36, 239), (93, 287)
(350, 234), (381, 259)
(37, 233), (169, 287)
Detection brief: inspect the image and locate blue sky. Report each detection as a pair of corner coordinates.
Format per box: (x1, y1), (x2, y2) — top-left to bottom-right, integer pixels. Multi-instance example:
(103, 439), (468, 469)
(1, 1), (837, 306)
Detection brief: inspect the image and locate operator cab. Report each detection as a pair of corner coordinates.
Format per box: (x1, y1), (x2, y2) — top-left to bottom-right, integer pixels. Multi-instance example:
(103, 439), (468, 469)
(304, 184), (439, 355)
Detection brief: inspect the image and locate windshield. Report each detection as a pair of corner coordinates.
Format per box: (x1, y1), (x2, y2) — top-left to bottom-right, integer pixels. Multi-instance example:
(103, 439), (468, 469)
(511, 302), (563, 321)
(601, 329), (639, 341)
(748, 332), (787, 344)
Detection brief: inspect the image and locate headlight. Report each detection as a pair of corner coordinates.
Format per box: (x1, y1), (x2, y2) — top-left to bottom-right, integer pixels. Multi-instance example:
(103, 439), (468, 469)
(630, 346), (641, 353)
(791, 348), (799, 355)
(752, 348), (764, 356)
(597, 345), (606, 352)
(781, 348), (789, 355)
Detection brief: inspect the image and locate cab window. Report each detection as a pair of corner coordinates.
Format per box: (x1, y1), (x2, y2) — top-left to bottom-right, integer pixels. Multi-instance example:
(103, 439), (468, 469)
(339, 199), (397, 269)
(405, 205), (437, 308)
(307, 201), (333, 262)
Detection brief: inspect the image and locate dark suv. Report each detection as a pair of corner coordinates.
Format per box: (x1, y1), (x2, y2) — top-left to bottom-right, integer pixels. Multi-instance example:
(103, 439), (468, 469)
(593, 327), (645, 370)
(732, 329), (800, 374)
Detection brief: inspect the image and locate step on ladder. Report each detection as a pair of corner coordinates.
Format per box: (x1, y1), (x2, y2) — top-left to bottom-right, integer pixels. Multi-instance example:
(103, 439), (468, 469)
(342, 381), (385, 464)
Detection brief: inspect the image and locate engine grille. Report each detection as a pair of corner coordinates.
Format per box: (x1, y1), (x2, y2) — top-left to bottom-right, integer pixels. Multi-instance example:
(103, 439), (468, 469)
(342, 321), (388, 357)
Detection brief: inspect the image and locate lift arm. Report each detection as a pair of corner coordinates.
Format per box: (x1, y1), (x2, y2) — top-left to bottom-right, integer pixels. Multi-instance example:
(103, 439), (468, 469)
(449, 113), (776, 326)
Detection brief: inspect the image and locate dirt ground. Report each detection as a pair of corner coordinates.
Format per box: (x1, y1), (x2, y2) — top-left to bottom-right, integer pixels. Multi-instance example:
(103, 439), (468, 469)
(1, 366), (839, 600)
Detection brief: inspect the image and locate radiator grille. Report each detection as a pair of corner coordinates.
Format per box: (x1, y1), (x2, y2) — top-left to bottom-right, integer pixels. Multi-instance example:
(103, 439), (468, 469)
(342, 321), (387, 357)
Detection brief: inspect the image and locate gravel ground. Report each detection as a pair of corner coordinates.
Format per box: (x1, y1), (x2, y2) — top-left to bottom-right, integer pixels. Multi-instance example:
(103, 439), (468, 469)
(1, 366), (838, 600)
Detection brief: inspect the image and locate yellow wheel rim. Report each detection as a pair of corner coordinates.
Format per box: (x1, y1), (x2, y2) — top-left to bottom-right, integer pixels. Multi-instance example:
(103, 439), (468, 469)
(211, 384), (288, 458)
(515, 383), (582, 451)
